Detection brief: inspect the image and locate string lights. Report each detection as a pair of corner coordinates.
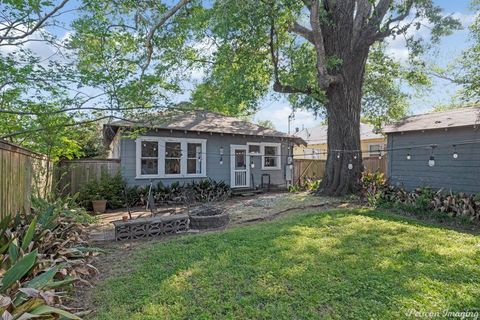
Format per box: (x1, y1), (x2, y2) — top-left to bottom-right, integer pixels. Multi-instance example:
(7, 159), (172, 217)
(137, 138), (480, 168)
(452, 145), (458, 159)
(428, 145), (436, 167)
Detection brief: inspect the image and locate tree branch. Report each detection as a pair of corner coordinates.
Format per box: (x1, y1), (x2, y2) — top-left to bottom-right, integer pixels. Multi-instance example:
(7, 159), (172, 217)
(364, 0), (414, 44)
(352, 0), (372, 46)
(141, 0), (191, 75)
(0, 0), (70, 44)
(0, 115), (146, 140)
(288, 21), (314, 44)
(309, 0), (330, 89)
(269, 17), (314, 96)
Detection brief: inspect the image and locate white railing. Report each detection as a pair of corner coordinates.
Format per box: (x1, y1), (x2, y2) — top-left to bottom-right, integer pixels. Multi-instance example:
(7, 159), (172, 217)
(235, 171), (247, 187)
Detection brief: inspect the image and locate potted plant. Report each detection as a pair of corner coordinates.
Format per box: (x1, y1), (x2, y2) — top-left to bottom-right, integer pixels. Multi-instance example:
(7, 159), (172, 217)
(91, 193), (107, 214)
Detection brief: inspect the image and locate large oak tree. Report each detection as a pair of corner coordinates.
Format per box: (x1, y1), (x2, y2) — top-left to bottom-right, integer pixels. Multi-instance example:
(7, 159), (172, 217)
(191, 0), (460, 195)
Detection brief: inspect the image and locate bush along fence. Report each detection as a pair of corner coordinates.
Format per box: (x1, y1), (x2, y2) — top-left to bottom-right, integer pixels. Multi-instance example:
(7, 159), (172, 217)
(362, 171), (480, 223)
(0, 140), (53, 217)
(0, 197), (99, 318)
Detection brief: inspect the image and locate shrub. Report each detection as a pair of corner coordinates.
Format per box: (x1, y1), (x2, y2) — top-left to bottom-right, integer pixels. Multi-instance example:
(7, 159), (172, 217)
(153, 179), (231, 204)
(360, 172), (480, 223)
(360, 171), (387, 206)
(0, 200), (98, 318)
(288, 178), (321, 193)
(77, 171), (126, 210)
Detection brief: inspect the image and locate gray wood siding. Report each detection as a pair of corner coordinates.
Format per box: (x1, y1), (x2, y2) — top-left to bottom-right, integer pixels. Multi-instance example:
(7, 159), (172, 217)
(387, 127), (480, 194)
(119, 130), (290, 188)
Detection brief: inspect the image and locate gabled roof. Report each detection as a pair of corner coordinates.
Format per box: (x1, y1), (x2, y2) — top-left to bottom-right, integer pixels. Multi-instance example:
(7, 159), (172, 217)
(294, 123), (383, 145)
(103, 110), (305, 144)
(382, 107), (480, 133)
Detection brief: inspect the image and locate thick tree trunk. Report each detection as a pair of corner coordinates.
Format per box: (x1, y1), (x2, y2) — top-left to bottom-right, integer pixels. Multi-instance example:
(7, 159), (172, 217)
(318, 53), (368, 196)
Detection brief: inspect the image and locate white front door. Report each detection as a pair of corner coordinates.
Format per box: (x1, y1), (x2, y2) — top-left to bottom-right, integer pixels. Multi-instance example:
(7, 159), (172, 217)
(230, 145), (250, 188)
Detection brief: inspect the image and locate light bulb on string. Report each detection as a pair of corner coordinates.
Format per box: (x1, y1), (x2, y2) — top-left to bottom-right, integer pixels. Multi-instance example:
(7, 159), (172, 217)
(452, 145), (458, 159)
(428, 155), (435, 167)
(406, 153), (411, 160)
(428, 145), (436, 167)
(219, 156), (223, 165)
(250, 161), (255, 169)
(337, 153), (341, 159)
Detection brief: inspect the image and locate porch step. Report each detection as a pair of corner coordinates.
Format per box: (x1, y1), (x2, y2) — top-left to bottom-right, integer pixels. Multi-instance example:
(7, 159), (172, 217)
(231, 188), (264, 197)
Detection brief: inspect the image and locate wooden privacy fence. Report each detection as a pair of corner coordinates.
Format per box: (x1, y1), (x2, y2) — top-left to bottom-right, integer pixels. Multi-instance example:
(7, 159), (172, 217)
(56, 159), (121, 196)
(293, 159), (326, 185)
(293, 156), (388, 185)
(0, 141), (52, 217)
(363, 156), (387, 175)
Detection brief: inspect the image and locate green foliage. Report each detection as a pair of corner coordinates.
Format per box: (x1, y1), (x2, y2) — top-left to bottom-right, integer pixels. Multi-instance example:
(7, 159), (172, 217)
(154, 179), (231, 203)
(360, 171), (387, 207)
(187, 0), (459, 124)
(361, 172), (480, 224)
(362, 45), (428, 128)
(31, 195), (98, 224)
(257, 119), (275, 130)
(91, 209), (480, 319)
(77, 171), (126, 210)
(288, 178), (320, 193)
(0, 201), (97, 318)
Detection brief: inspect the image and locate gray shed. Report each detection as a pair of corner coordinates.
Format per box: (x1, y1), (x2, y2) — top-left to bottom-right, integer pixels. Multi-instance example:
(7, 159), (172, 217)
(383, 107), (480, 194)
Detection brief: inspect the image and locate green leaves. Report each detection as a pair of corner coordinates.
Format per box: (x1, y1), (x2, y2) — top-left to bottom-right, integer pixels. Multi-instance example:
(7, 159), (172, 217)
(1, 250), (38, 293)
(21, 217), (37, 252)
(30, 305), (82, 319)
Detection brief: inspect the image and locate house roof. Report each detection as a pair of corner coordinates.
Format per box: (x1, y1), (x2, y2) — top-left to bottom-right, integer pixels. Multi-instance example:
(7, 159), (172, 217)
(103, 110), (305, 145)
(382, 107), (480, 133)
(294, 123), (383, 145)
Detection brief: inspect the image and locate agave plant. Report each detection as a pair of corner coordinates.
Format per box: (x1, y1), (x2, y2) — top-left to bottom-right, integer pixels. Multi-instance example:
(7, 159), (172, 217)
(0, 202), (99, 319)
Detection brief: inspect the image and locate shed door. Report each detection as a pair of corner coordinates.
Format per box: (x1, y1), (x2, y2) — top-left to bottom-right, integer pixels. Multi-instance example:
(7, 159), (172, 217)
(230, 145), (250, 188)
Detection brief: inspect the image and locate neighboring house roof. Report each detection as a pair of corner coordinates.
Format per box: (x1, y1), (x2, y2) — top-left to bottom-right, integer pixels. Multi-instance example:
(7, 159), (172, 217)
(294, 123), (384, 145)
(103, 110), (305, 145)
(382, 107), (480, 133)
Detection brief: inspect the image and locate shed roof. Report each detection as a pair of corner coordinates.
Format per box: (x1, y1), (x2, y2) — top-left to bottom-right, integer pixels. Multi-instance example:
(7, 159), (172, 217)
(382, 107), (480, 133)
(103, 110), (305, 145)
(294, 123), (383, 145)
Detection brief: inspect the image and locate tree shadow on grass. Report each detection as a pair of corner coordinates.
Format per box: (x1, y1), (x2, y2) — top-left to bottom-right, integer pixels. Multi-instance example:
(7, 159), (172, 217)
(90, 209), (480, 320)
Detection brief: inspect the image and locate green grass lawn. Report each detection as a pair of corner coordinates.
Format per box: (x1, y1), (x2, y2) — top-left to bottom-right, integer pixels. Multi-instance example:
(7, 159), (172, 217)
(91, 209), (480, 319)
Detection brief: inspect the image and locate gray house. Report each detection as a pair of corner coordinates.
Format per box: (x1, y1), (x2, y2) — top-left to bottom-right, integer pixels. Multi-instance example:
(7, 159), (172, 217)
(103, 111), (304, 189)
(383, 107), (480, 194)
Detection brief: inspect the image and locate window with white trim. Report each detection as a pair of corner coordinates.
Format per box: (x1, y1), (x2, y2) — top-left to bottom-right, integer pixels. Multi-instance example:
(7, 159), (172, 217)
(140, 140), (159, 175)
(187, 143), (203, 174)
(248, 143), (261, 155)
(262, 143), (281, 170)
(136, 137), (206, 179)
(165, 141), (182, 175)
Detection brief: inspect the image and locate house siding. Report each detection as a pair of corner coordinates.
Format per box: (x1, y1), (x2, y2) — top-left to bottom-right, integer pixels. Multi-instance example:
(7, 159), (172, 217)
(387, 126), (480, 194)
(119, 130), (291, 188)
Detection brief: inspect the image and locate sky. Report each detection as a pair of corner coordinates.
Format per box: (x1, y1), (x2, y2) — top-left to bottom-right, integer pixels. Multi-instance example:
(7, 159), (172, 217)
(2, 0), (477, 133)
